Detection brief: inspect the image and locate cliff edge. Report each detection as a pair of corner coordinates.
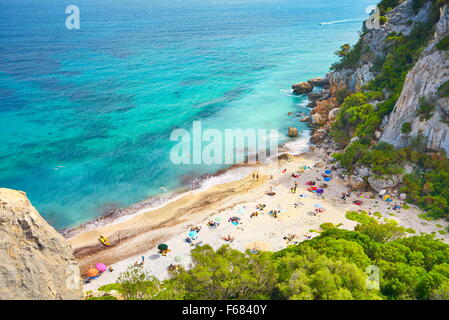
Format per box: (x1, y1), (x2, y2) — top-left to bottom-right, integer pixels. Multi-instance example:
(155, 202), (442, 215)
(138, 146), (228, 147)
(0, 188), (83, 300)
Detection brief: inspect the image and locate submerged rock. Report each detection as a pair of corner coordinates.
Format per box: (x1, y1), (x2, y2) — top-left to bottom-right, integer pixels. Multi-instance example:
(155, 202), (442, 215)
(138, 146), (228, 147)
(0, 188), (83, 300)
(288, 127), (299, 137)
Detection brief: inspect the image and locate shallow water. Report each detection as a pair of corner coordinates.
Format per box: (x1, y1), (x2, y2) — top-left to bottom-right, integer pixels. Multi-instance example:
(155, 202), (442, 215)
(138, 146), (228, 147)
(0, 0), (374, 229)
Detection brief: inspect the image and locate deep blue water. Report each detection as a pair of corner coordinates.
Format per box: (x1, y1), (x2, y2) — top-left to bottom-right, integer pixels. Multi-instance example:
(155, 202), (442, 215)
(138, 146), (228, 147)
(0, 0), (374, 229)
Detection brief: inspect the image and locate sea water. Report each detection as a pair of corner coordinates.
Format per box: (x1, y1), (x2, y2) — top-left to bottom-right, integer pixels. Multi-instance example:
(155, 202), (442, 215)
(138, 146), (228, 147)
(0, 0), (375, 229)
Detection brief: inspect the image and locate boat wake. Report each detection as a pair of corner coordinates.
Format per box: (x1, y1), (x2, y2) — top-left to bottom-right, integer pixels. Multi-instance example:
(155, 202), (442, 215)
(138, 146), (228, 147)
(319, 19), (364, 26)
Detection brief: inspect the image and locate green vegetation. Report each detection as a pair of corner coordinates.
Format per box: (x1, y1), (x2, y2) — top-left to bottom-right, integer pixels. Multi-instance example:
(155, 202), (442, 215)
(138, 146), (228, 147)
(412, 0), (427, 13)
(320, 222), (337, 231)
(401, 122), (412, 134)
(331, 40), (363, 71)
(436, 35), (449, 51)
(334, 141), (405, 176)
(329, 1), (449, 219)
(378, 0), (403, 15)
(417, 97), (435, 121)
(346, 211), (378, 225)
(85, 295), (117, 300)
(99, 221), (449, 300)
(374, 212), (383, 218)
(379, 16), (389, 25)
(401, 151), (449, 218)
(438, 80), (449, 98)
(335, 88), (351, 104)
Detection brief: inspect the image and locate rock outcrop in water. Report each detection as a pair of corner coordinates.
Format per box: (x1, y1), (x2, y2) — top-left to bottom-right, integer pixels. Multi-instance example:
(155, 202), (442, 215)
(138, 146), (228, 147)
(0, 188), (83, 300)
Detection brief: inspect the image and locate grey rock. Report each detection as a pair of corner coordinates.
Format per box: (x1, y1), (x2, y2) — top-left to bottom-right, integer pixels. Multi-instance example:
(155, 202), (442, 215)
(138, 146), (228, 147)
(368, 175), (404, 193)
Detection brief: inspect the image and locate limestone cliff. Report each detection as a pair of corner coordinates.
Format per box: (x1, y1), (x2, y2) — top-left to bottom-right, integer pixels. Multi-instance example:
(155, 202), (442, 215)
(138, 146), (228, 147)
(0, 188), (83, 300)
(306, 0), (449, 153)
(380, 4), (449, 152)
(328, 0), (433, 95)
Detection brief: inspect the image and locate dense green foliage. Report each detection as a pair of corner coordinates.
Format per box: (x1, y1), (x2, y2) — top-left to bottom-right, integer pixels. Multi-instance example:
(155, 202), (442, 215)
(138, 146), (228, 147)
(378, 0), (403, 15)
(436, 34), (449, 50)
(438, 81), (449, 97)
(333, 139), (449, 217)
(401, 122), (412, 134)
(346, 211), (379, 225)
(100, 220), (449, 300)
(330, 40), (364, 71)
(401, 151), (449, 217)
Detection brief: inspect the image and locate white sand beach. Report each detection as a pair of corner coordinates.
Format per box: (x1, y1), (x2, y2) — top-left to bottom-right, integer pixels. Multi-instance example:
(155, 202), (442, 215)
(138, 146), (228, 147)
(70, 146), (449, 292)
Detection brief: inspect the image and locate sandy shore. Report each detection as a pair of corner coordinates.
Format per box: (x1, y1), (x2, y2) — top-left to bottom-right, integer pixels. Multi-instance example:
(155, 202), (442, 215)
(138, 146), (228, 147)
(68, 146), (449, 292)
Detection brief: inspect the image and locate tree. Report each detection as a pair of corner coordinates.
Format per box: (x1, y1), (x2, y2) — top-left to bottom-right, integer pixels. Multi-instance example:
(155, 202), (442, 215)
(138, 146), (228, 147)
(167, 245), (277, 300)
(355, 222), (406, 243)
(117, 265), (162, 300)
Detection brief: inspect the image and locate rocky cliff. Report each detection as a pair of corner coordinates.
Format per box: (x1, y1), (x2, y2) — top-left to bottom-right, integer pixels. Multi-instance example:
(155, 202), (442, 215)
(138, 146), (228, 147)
(380, 4), (449, 151)
(0, 188), (83, 300)
(302, 0), (449, 154)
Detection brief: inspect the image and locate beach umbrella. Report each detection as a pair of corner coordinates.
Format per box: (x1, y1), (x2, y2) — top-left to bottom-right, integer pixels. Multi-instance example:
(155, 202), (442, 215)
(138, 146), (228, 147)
(325, 170), (332, 174)
(324, 177), (331, 182)
(174, 255), (183, 263)
(215, 217), (222, 222)
(314, 203), (323, 208)
(95, 263), (107, 273)
(188, 231), (198, 238)
(86, 268), (99, 278)
(158, 243), (168, 251)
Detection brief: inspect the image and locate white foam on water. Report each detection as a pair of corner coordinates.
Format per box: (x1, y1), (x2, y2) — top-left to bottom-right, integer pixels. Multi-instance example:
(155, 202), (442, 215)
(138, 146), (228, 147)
(319, 19), (364, 25)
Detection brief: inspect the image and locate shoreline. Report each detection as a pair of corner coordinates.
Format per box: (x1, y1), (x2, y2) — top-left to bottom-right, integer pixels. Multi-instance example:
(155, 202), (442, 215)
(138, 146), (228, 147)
(62, 132), (311, 239)
(69, 142), (449, 290)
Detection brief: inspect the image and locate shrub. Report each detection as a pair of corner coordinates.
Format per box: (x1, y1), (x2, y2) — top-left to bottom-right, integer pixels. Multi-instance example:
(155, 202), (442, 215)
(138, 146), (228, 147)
(401, 122), (412, 134)
(336, 88), (351, 104)
(412, 0), (427, 13)
(437, 80), (449, 98)
(330, 40), (363, 71)
(417, 97), (435, 121)
(436, 35), (449, 51)
(333, 141), (370, 173)
(379, 16), (388, 25)
(378, 0), (402, 15)
(345, 211), (378, 225)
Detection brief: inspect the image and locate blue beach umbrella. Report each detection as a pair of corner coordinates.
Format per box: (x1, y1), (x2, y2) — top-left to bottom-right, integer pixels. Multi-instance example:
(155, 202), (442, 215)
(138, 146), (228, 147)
(188, 231), (198, 238)
(325, 170), (332, 174)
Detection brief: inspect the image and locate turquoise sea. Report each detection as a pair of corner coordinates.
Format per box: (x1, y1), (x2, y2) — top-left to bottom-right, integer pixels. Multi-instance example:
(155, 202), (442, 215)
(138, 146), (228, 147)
(0, 0), (374, 229)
